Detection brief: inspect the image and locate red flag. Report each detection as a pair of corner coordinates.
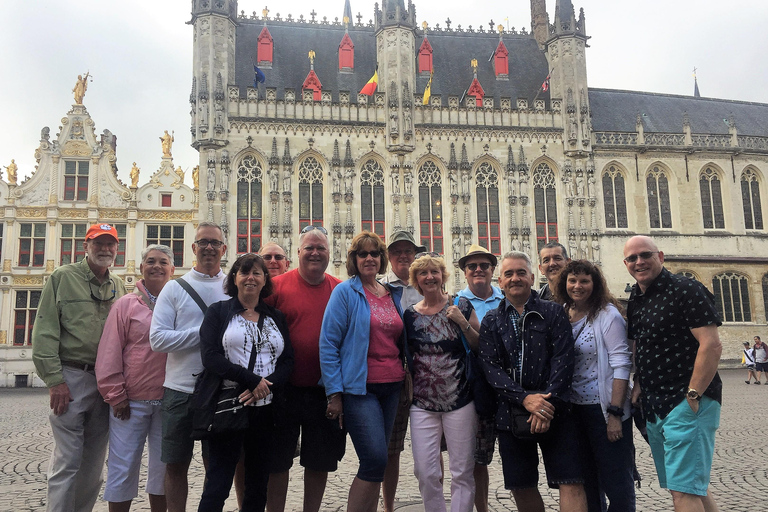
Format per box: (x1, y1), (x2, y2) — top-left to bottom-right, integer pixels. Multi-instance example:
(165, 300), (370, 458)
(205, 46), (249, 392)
(541, 74), (550, 92)
(360, 70), (378, 96)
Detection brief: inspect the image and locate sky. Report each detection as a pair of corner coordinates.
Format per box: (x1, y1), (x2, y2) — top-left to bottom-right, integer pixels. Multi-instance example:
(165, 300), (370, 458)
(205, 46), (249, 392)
(1, 0), (766, 185)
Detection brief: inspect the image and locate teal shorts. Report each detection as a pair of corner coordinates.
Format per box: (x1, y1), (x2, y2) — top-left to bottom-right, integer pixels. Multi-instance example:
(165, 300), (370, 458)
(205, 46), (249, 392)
(646, 396), (720, 496)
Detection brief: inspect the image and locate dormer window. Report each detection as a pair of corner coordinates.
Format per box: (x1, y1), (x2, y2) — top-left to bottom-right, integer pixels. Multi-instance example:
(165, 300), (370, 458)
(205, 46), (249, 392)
(64, 160), (89, 201)
(339, 33), (354, 70)
(257, 26), (274, 66)
(494, 41), (509, 77)
(418, 38), (433, 74)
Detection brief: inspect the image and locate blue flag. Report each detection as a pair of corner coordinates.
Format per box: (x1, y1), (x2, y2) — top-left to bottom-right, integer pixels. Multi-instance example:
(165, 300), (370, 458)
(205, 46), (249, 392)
(254, 65), (266, 87)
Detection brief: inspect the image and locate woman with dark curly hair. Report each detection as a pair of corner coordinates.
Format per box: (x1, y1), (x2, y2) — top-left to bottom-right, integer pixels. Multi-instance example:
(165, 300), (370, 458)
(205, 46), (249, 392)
(320, 231), (407, 512)
(554, 259), (635, 511)
(197, 253), (294, 512)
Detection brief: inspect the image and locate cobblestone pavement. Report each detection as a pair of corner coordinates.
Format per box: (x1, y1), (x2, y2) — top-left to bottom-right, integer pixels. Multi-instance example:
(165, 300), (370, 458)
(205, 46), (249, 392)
(0, 369), (765, 511)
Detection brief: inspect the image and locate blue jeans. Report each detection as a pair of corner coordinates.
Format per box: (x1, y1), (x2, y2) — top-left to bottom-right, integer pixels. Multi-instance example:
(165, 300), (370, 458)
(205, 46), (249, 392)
(343, 381), (402, 482)
(572, 404), (636, 512)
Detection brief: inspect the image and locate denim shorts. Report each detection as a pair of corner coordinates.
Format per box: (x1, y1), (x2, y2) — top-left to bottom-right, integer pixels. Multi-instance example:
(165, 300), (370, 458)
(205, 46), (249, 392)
(497, 409), (584, 489)
(646, 396), (720, 496)
(343, 381), (402, 482)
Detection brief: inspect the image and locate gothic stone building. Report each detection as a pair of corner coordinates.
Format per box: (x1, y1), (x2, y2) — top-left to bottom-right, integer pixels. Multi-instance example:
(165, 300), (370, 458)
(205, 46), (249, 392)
(1, 0), (767, 385)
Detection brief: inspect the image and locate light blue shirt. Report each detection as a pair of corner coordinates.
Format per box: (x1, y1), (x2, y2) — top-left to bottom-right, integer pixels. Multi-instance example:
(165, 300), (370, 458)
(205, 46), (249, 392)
(456, 285), (504, 321)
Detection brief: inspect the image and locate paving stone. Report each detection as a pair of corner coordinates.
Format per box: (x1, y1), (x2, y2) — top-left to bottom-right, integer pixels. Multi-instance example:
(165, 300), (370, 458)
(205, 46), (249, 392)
(0, 369), (762, 511)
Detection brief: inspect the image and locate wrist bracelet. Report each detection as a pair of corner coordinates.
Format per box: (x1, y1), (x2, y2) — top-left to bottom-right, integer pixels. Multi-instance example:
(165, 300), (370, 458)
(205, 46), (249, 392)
(327, 393), (340, 404)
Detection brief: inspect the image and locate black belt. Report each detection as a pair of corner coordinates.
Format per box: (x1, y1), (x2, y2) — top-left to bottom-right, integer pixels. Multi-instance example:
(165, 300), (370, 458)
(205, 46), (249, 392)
(61, 360), (96, 372)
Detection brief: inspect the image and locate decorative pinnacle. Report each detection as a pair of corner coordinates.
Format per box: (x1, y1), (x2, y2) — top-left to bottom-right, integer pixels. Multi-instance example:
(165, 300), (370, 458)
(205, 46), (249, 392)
(497, 24), (504, 34)
(471, 58), (478, 73)
(308, 50), (316, 65)
(422, 20), (428, 31)
(343, 15), (350, 26)
(262, 6), (269, 18)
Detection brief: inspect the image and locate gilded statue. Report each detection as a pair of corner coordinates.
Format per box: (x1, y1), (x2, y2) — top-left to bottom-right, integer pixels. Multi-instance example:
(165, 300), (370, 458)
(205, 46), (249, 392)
(160, 130), (174, 157)
(192, 165), (200, 189)
(175, 166), (185, 184)
(73, 72), (90, 105)
(130, 162), (140, 187)
(4, 159), (18, 185)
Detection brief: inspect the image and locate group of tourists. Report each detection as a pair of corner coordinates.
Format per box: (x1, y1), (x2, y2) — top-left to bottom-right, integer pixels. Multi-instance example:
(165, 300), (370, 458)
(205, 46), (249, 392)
(743, 336), (768, 384)
(31, 221), (724, 512)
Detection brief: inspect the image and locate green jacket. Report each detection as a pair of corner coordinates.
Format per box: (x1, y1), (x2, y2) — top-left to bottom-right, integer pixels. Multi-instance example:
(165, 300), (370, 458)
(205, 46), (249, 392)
(32, 258), (126, 387)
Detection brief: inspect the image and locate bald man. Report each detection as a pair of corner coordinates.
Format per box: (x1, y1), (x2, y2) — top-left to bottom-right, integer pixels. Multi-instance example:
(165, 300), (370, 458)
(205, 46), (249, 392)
(624, 235), (722, 512)
(260, 242), (290, 277)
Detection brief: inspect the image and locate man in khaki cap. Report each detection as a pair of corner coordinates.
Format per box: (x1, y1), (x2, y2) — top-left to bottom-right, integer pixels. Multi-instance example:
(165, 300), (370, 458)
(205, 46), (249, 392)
(381, 230), (425, 512)
(457, 244), (504, 512)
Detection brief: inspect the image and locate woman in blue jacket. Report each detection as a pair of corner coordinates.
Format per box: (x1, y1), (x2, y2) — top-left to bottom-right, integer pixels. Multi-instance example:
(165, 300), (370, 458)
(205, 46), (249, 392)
(319, 231), (407, 512)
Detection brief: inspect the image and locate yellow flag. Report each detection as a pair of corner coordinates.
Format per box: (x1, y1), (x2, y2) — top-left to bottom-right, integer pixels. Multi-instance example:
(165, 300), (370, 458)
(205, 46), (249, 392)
(422, 71), (433, 105)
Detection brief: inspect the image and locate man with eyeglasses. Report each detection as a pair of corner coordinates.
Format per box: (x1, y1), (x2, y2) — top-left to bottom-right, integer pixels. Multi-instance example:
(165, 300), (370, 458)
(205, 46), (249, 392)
(624, 235), (723, 512)
(456, 244), (504, 512)
(150, 222), (228, 512)
(260, 241), (290, 277)
(265, 225), (344, 512)
(32, 223), (127, 512)
(380, 230), (424, 512)
(537, 241), (570, 301)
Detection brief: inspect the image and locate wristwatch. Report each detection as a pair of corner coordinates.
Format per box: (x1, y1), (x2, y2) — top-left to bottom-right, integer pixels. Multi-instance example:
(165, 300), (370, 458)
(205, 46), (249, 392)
(606, 405), (624, 417)
(686, 388), (702, 401)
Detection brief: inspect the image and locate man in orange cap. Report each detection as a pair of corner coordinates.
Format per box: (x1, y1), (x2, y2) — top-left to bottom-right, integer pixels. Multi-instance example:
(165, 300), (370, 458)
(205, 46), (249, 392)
(33, 223), (127, 512)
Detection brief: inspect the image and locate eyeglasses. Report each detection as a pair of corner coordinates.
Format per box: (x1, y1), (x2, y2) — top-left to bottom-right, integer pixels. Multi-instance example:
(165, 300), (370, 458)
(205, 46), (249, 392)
(300, 225), (328, 235)
(466, 262), (492, 272)
(623, 251), (659, 263)
(262, 254), (286, 261)
(389, 248), (416, 256)
(195, 239), (224, 249)
(415, 251), (440, 259)
(89, 281), (117, 303)
(356, 250), (381, 259)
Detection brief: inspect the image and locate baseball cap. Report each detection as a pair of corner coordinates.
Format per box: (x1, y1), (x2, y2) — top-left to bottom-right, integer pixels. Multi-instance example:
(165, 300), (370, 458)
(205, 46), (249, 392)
(388, 230), (426, 253)
(85, 223), (119, 242)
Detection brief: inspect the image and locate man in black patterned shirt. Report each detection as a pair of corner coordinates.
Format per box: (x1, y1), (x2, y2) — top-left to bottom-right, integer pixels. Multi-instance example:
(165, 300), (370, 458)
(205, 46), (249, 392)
(624, 236), (722, 512)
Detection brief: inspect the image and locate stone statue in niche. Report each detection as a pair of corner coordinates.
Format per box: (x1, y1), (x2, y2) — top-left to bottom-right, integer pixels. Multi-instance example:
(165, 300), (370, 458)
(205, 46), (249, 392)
(566, 173), (575, 197)
(282, 167), (293, 193)
(569, 238), (578, 259)
(519, 177), (529, 198)
(391, 171), (400, 195)
(283, 237), (292, 256)
(587, 175), (596, 199)
(507, 171), (516, 197)
(215, 102), (224, 127)
(220, 165), (230, 191)
(522, 238), (531, 256)
(333, 237), (341, 261)
(591, 240), (600, 262)
(576, 172), (586, 197)
(403, 169), (413, 196)
(332, 168), (342, 194)
(199, 98), (209, 127)
(579, 237), (588, 259)
(568, 112), (578, 141)
(461, 171), (470, 196)
(389, 112), (399, 135)
(270, 168), (279, 192)
(403, 109), (412, 136)
(207, 166), (216, 192)
(344, 168), (355, 195)
(511, 238), (520, 252)
(452, 237), (462, 263)
(449, 170), (458, 196)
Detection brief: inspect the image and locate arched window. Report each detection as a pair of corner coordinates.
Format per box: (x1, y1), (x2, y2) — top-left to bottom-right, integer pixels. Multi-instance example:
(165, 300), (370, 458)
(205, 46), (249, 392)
(676, 270), (698, 281)
(741, 169), (763, 230)
(298, 157), (324, 230)
(602, 165), (628, 228)
(236, 155), (263, 254)
(360, 159), (385, 238)
(475, 162), (501, 255)
(646, 166), (672, 229)
(700, 167), (725, 229)
(712, 272), (751, 322)
(418, 161), (443, 253)
(532, 163), (558, 251)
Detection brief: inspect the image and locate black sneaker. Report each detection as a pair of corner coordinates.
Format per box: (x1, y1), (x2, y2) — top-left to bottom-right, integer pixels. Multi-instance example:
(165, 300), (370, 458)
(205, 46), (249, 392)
(756, 382), (762, 385)
(746, 380), (751, 384)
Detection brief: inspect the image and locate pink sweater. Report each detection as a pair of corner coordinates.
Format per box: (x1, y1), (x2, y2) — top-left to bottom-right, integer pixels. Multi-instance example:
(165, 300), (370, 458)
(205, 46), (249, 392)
(96, 281), (167, 405)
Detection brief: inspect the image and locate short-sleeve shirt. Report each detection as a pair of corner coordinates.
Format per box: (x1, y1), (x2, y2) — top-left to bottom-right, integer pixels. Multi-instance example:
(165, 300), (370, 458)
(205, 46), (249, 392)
(627, 268), (722, 421)
(405, 297), (474, 412)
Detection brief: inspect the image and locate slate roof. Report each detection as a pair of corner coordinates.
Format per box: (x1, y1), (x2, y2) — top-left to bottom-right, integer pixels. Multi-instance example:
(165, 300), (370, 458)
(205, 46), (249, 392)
(234, 20), (550, 106)
(589, 88), (768, 137)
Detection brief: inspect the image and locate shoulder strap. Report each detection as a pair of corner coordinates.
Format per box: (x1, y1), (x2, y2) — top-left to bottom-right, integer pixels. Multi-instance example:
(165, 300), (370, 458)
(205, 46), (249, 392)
(246, 314), (267, 373)
(134, 287), (155, 312)
(176, 277), (208, 315)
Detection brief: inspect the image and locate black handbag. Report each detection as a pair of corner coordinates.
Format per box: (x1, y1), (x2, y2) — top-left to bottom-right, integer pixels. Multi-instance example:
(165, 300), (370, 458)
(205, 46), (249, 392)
(454, 298), (497, 418)
(509, 395), (552, 440)
(191, 314), (265, 439)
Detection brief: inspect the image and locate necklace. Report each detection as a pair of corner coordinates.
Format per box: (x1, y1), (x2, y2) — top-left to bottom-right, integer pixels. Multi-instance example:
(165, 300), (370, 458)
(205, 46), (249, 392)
(364, 282), (384, 297)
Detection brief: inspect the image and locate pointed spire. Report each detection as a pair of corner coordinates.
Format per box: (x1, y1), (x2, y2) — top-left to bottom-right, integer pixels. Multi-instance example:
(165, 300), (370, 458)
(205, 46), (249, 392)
(517, 146), (528, 173)
(376, 0), (415, 30)
(190, 77), (197, 104)
(343, 0), (352, 27)
(270, 137), (280, 166)
(332, 140), (341, 166)
(448, 143), (458, 170)
(506, 145), (516, 173)
(344, 140), (354, 167)
(694, 77), (701, 98)
(282, 138), (293, 166)
(460, 144), (470, 171)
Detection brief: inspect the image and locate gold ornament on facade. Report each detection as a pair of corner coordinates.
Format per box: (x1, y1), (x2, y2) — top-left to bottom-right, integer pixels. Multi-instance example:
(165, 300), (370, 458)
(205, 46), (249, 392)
(58, 209), (89, 219)
(498, 24), (504, 34)
(192, 165), (200, 189)
(16, 208), (46, 218)
(14, 275), (44, 286)
(171, 166), (185, 188)
(262, 7), (269, 18)
(99, 209), (129, 220)
(138, 210), (193, 221)
(126, 260), (136, 274)
(3, 260), (11, 272)
(471, 59), (478, 73)
(62, 141), (92, 157)
(160, 130), (174, 158)
(0, 331), (7, 345)
(46, 260), (54, 272)
(3, 159), (18, 185)
(73, 72), (90, 105)
(308, 50), (316, 65)
(130, 162), (140, 187)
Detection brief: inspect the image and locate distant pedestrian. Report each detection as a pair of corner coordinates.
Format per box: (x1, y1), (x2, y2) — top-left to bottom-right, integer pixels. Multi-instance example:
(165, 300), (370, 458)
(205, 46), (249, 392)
(753, 336), (767, 384)
(742, 342), (757, 384)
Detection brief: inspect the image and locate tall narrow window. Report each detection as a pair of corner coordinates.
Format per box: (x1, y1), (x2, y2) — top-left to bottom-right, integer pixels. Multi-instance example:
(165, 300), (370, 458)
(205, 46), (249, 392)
(19, 223), (46, 267)
(298, 157), (324, 230)
(0, 223), (4, 261)
(236, 155), (263, 254)
(475, 162), (501, 255)
(257, 26), (274, 65)
(742, 168), (763, 230)
(700, 167), (725, 229)
(64, 160), (89, 200)
(114, 224), (127, 267)
(60, 223), (88, 265)
(339, 33), (354, 70)
(14, 290), (41, 346)
(360, 159), (386, 238)
(647, 166), (672, 229)
(532, 163), (558, 251)
(602, 165), (628, 228)
(418, 161), (443, 253)
(712, 272), (751, 322)
(494, 41), (509, 77)
(146, 225), (184, 267)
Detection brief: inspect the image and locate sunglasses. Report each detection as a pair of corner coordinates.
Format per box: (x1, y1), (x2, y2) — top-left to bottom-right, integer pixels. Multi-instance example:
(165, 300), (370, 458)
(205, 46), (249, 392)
(624, 251), (659, 263)
(300, 225), (328, 235)
(415, 251), (440, 259)
(89, 282), (117, 303)
(356, 250), (381, 259)
(195, 239), (224, 249)
(262, 254), (286, 261)
(466, 262), (492, 272)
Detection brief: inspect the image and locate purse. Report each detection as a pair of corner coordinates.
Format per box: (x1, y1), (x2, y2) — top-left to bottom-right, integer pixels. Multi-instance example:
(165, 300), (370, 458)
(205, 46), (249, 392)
(454, 297), (497, 418)
(192, 314), (265, 439)
(509, 395), (551, 440)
